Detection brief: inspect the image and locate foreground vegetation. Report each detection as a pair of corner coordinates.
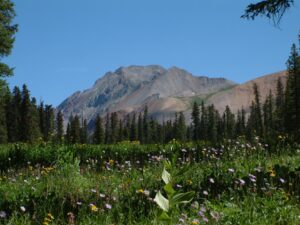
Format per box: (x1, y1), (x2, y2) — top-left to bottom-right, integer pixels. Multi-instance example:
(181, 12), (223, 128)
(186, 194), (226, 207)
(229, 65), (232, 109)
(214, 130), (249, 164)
(0, 139), (299, 224)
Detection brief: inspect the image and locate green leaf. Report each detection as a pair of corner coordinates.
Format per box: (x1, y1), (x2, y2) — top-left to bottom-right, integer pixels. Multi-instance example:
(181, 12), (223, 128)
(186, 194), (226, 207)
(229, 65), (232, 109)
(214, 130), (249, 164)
(172, 191), (195, 205)
(154, 191), (169, 212)
(162, 168), (171, 184)
(163, 160), (172, 170)
(164, 183), (175, 195)
(174, 164), (190, 177)
(159, 211), (171, 221)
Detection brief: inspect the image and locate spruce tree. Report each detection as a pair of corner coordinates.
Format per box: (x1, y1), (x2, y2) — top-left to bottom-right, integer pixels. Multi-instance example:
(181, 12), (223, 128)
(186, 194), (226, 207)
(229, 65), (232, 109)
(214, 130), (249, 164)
(70, 115), (80, 144)
(93, 115), (104, 144)
(274, 78), (285, 134)
(0, 85), (7, 143)
(263, 91), (275, 143)
(138, 113), (143, 143)
(44, 105), (54, 141)
(191, 102), (200, 141)
(80, 119), (88, 144)
(0, 0), (18, 78)
(285, 43), (300, 139)
(143, 106), (149, 143)
(110, 112), (118, 144)
(130, 113), (137, 141)
(223, 105), (235, 139)
(177, 112), (186, 142)
(38, 102), (45, 139)
(200, 102), (208, 140)
(207, 105), (218, 143)
(104, 113), (110, 144)
(20, 85), (40, 142)
(55, 111), (64, 143)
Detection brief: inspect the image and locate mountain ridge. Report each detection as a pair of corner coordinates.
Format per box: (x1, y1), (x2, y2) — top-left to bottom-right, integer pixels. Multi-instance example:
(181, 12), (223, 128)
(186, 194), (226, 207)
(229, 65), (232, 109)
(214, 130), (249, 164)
(57, 65), (286, 127)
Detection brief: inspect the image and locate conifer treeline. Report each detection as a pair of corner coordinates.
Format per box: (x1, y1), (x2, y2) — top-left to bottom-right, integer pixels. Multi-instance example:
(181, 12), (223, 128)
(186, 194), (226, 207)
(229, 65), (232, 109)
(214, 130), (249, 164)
(0, 84), (63, 143)
(0, 38), (299, 145)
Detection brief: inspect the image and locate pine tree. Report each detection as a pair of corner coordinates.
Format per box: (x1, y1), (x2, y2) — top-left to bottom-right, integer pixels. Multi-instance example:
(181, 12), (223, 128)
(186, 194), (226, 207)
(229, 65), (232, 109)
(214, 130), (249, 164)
(285, 43), (300, 139)
(9, 86), (22, 141)
(274, 78), (285, 134)
(104, 113), (110, 144)
(191, 102), (200, 141)
(130, 113), (137, 141)
(20, 85), (40, 142)
(65, 122), (71, 144)
(138, 113), (143, 143)
(110, 112), (118, 144)
(235, 108), (246, 137)
(117, 119), (124, 142)
(0, 84), (7, 143)
(93, 115), (104, 144)
(248, 83), (263, 138)
(0, 0), (18, 78)
(200, 102), (208, 140)
(55, 111), (64, 143)
(80, 119), (88, 144)
(222, 105), (235, 139)
(177, 112), (186, 142)
(44, 104), (54, 141)
(38, 102), (45, 139)
(263, 91), (275, 143)
(70, 115), (80, 144)
(143, 106), (149, 143)
(207, 105), (218, 143)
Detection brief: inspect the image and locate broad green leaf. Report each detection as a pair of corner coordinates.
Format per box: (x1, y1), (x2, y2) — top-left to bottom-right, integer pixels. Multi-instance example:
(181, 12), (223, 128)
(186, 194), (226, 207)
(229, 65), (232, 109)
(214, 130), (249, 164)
(154, 191), (169, 212)
(172, 191), (195, 205)
(164, 183), (175, 195)
(159, 211), (171, 221)
(162, 168), (171, 184)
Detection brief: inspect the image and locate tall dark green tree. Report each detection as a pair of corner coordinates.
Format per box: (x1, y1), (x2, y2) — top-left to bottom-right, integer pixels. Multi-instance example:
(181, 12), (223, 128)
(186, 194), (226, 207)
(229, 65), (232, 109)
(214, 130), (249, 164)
(104, 113), (110, 144)
(130, 113), (138, 141)
(20, 85), (40, 142)
(191, 102), (200, 141)
(38, 102), (45, 139)
(44, 105), (54, 141)
(285, 43), (300, 139)
(0, 0), (18, 78)
(93, 115), (104, 144)
(249, 83), (264, 138)
(200, 102), (208, 140)
(80, 119), (88, 144)
(138, 113), (143, 143)
(0, 85), (7, 143)
(143, 106), (149, 143)
(235, 108), (246, 137)
(55, 111), (64, 143)
(110, 112), (119, 143)
(263, 91), (275, 142)
(70, 115), (80, 144)
(274, 78), (285, 134)
(222, 105), (235, 139)
(207, 104), (218, 143)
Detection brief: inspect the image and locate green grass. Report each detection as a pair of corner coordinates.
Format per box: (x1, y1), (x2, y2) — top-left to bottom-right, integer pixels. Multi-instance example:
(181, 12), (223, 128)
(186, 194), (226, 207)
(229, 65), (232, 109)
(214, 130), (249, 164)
(0, 140), (299, 224)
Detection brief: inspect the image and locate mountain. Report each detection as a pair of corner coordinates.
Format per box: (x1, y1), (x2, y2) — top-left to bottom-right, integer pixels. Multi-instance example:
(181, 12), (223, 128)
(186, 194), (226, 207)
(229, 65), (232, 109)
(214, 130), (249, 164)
(57, 66), (287, 128)
(57, 65), (236, 126)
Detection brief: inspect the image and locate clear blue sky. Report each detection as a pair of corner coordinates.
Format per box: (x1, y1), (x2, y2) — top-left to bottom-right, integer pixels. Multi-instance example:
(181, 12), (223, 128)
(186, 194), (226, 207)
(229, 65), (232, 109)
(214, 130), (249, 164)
(5, 0), (300, 106)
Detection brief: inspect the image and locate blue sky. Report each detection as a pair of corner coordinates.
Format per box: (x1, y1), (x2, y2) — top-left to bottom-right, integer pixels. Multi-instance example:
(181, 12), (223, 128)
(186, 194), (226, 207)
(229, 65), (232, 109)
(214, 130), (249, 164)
(5, 0), (300, 106)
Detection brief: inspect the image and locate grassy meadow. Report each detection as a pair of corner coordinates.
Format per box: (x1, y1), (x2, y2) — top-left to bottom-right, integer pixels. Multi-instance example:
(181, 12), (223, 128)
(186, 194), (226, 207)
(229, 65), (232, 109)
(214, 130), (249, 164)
(0, 138), (300, 224)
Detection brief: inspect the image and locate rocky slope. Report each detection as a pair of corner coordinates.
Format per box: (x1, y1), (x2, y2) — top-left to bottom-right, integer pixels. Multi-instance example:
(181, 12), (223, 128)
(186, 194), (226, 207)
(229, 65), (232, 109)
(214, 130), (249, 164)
(57, 65), (236, 126)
